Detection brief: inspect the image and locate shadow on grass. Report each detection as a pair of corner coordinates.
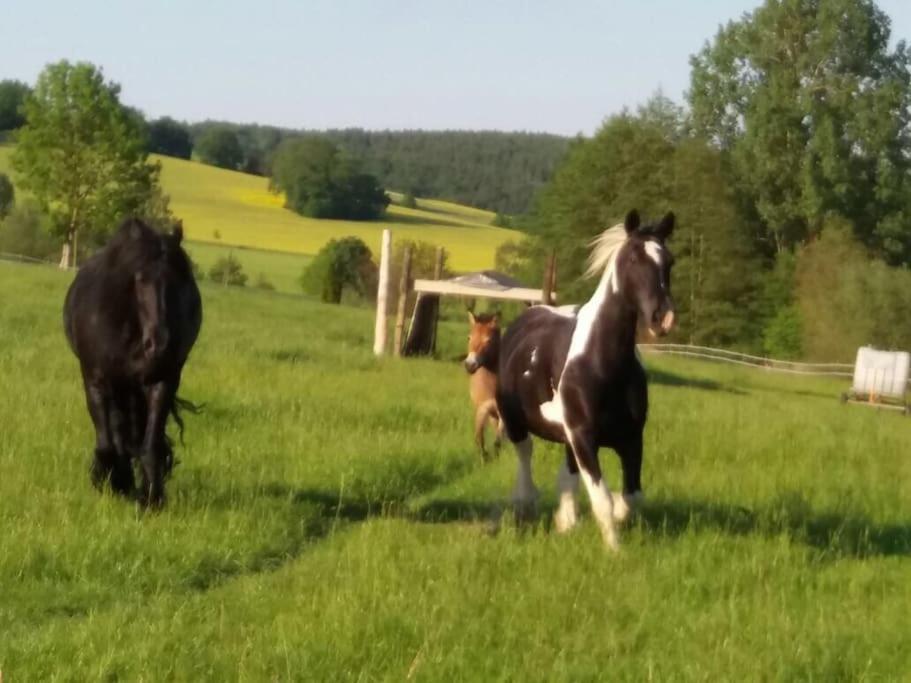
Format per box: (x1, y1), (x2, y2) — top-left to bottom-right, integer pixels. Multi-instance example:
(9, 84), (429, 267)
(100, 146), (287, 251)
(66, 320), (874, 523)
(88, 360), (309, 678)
(648, 367), (747, 395)
(638, 494), (911, 558)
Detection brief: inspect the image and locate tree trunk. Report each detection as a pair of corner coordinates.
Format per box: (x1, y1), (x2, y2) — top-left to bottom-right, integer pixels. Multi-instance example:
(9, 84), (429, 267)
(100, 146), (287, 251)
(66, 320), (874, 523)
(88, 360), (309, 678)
(59, 237), (72, 269)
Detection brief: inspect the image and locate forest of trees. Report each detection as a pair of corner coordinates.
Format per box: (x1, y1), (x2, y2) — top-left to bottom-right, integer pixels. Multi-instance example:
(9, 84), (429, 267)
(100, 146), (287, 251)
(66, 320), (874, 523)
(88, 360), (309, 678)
(182, 122), (569, 214)
(504, 0), (911, 362)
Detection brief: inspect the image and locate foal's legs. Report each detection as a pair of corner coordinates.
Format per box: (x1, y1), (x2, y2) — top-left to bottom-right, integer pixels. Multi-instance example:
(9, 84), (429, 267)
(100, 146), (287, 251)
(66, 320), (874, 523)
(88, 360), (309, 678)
(138, 381), (172, 508)
(554, 446), (580, 533)
(613, 432), (645, 523)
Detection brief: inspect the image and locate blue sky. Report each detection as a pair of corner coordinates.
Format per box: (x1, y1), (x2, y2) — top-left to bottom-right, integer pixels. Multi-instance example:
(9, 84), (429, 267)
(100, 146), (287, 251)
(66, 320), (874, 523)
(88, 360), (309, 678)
(1, 0), (909, 136)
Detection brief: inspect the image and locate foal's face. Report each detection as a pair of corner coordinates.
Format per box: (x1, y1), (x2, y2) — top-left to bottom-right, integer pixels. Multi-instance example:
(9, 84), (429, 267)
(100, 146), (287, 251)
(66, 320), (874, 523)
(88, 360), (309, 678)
(135, 260), (169, 361)
(464, 312), (500, 374)
(619, 212), (676, 337)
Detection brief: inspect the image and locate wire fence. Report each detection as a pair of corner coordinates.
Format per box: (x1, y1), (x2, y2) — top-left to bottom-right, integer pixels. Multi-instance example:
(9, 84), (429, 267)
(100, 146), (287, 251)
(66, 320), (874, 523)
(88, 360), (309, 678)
(638, 343), (855, 378)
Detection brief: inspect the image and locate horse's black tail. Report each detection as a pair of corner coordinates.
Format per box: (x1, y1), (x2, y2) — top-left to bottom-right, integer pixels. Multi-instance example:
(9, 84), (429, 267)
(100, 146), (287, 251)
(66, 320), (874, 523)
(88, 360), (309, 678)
(170, 395), (203, 446)
(162, 395), (202, 479)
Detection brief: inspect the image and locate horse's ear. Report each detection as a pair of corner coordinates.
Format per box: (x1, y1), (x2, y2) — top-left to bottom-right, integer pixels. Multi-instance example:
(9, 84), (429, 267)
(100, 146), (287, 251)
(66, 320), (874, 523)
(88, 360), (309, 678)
(468, 311), (476, 324)
(172, 221), (184, 244)
(624, 209), (641, 234)
(656, 211), (675, 240)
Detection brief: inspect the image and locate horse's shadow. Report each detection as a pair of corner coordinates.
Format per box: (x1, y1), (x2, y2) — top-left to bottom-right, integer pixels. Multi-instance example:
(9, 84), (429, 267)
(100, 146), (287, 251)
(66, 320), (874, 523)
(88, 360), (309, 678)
(647, 367), (747, 395)
(251, 481), (911, 559)
(636, 496), (911, 559)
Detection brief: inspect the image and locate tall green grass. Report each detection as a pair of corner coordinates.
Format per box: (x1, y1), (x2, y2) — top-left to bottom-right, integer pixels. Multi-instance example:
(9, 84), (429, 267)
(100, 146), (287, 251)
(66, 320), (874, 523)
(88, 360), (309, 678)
(1, 260), (909, 680)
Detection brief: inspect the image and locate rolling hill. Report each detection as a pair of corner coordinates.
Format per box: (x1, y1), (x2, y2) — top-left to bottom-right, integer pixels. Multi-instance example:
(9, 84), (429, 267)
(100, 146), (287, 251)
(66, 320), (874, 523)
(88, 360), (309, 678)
(0, 146), (521, 282)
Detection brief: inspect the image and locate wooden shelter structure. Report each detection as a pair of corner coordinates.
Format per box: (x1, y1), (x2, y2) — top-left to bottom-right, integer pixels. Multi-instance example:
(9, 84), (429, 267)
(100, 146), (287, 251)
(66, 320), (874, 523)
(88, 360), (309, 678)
(372, 229), (557, 357)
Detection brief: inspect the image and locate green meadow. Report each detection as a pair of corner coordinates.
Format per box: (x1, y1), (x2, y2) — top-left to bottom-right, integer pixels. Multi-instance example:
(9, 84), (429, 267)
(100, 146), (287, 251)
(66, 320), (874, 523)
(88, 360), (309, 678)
(2, 260), (909, 680)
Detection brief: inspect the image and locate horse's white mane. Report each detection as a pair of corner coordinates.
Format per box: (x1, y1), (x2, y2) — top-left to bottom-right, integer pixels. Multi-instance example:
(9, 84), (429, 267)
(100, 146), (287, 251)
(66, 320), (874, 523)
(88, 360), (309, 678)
(584, 223), (628, 280)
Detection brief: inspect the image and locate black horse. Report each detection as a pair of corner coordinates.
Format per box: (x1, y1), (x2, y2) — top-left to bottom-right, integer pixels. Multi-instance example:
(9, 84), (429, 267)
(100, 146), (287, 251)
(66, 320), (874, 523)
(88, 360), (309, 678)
(63, 218), (202, 507)
(496, 210), (676, 550)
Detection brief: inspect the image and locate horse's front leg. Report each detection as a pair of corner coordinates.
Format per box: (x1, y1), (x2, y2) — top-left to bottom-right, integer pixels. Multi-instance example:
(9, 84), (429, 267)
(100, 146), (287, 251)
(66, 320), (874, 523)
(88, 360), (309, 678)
(612, 432), (645, 523)
(83, 380), (116, 491)
(138, 381), (172, 508)
(566, 425), (619, 551)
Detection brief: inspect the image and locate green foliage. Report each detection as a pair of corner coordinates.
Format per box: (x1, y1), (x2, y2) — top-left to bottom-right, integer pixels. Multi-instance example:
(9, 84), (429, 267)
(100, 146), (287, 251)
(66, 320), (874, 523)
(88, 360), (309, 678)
(0, 79), (30, 131)
(11, 61), (168, 266)
(195, 125), (243, 170)
(270, 138), (389, 220)
(190, 122), (570, 213)
(525, 106), (763, 349)
(0, 199), (59, 260)
(689, 0), (911, 263)
(491, 212), (513, 228)
(762, 305), (804, 360)
(208, 253), (248, 287)
(147, 117), (193, 159)
(254, 272), (275, 291)
(0, 172), (13, 219)
(300, 236), (375, 303)
(796, 217), (911, 361)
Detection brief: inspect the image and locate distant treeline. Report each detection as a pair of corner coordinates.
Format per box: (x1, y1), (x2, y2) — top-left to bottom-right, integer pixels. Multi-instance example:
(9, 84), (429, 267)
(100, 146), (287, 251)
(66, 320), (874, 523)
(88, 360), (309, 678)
(148, 120), (570, 214)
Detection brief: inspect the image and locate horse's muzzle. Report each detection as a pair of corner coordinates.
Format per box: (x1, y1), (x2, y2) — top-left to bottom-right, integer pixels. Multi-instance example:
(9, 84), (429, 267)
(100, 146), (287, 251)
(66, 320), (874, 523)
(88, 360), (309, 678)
(649, 308), (675, 337)
(143, 330), (169, 360)
(464, 353), (480, 374)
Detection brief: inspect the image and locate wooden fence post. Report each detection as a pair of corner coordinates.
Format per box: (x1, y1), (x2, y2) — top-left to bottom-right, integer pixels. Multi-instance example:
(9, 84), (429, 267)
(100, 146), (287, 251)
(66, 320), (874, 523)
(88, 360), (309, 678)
(373, 229), (392, 356)
(430, 246), (445, 353)
(542, 251), (556, 304)
(393, 245), (413, 356)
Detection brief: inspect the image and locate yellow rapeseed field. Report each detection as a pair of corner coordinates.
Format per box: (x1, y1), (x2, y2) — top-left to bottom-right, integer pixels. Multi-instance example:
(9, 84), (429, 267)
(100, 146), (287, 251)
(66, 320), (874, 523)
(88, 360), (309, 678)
(0, 146), (519, 272)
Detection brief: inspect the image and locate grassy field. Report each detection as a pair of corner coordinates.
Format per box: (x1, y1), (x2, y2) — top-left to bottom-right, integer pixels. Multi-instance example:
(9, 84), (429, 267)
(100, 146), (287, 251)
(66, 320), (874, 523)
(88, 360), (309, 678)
(1, 260), (910, 680)
(0, 145), (517, 273)
(185, 242), (312, 294)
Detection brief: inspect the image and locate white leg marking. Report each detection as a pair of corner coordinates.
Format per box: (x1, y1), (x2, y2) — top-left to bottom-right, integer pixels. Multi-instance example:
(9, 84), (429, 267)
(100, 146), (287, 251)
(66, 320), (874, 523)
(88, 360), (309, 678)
(614, 490), (645, 523)
(554, 461), (579, 533)
(511, 438), (538, 509)
(578, 467), (619, 551)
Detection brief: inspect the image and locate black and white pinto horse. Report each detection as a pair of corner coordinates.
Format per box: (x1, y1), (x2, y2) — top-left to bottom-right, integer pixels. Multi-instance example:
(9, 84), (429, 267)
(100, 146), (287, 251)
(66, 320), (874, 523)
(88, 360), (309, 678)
(63, 218), (202, 507)
(497, 210), (675, 550)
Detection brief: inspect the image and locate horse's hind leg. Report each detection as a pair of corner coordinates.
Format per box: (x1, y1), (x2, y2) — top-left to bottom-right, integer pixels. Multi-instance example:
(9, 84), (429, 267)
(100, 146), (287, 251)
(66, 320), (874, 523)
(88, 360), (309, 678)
(511, 437), (539, 521)
(554, 446), (579, 533)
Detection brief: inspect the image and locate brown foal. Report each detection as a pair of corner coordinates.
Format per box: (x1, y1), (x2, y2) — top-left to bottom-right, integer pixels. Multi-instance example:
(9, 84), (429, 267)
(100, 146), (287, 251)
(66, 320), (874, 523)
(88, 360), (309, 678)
(464, 312), (503, 460)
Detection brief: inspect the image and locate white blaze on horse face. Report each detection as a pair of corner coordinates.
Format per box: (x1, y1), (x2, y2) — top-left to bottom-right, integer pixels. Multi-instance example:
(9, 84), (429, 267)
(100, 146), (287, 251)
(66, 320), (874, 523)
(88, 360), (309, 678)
(644, 240), (664, 267)
(530, 348), (538, 365)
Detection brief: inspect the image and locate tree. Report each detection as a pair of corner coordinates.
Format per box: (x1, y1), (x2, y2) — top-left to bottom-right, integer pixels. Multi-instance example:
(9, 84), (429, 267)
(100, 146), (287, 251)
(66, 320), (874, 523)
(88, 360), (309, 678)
(147, 117), (193, 159)
(0, 80), (30, 131)
(523, 108), (764, 349)
(208, 253), (248, 286)
(0, 173), (13, 219)
(689, 0), (911, 263)
(300, 237), (376, 303)
(12, 61), (169, 268)
(0, 199), (59, 261)
(195, 125), (243, 170)
(270, 137), (389, 220)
